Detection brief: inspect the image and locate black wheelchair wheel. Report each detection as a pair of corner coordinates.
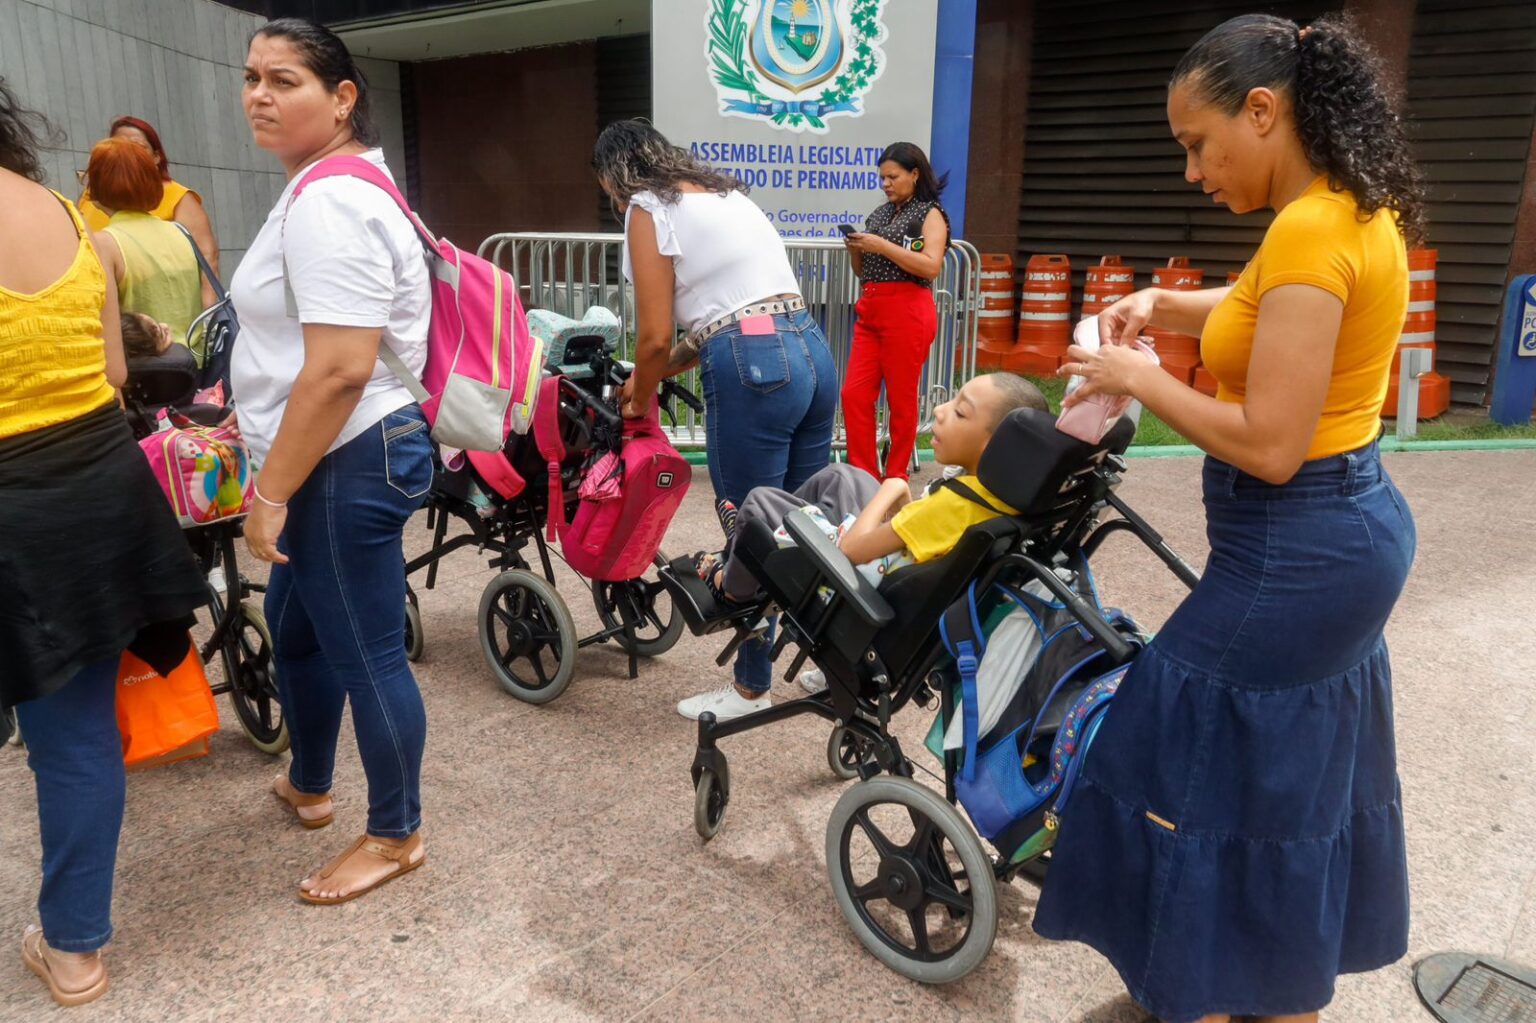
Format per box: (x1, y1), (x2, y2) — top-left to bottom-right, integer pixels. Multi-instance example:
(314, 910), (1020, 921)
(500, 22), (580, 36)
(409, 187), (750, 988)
(220, 601), (290, 755)
(825, 776), (998, 983)
(591, 551), (684, 658)
(479, 570), (577, 704)
(827, 726), (867, 781)
(694, 766), (728, 841)
(403, 601), (425, 663)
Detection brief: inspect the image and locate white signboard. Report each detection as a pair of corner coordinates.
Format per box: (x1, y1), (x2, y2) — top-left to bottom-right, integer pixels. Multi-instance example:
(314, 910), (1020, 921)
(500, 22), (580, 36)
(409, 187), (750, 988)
(653, 0), (938, 239)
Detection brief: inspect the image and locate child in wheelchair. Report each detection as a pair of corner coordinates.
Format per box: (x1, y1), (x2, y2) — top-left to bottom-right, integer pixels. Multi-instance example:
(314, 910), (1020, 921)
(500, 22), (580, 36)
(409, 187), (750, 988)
(671, 372), (1047, 718)
(679, 394), (1201, 982)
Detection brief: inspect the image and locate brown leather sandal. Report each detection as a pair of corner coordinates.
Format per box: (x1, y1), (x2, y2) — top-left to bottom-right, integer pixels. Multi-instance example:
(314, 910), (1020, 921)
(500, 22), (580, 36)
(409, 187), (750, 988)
(22, 926), (108, 1007)
(272, 773), (333, 830)
(299, 832), (425, 906)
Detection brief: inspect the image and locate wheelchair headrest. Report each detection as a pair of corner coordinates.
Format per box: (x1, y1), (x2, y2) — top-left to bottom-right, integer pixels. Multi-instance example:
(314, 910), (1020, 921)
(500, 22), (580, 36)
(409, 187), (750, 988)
(528, 307), (621, 368)
(975, 408), (1133, 516)
(124, 356), (198, 407)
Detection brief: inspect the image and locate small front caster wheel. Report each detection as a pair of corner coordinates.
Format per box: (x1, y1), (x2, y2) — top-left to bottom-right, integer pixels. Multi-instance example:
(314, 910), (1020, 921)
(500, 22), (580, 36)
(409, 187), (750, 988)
(694, 767), (728, 841)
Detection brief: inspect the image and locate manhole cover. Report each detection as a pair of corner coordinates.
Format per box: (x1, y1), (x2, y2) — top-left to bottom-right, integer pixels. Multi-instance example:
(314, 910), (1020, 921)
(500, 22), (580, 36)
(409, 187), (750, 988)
(1416, 953), (1536, 1023)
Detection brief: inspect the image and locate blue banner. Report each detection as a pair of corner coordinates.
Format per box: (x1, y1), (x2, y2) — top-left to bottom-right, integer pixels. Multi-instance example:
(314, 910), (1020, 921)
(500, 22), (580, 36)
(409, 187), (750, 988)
(721, 99), (861, 118)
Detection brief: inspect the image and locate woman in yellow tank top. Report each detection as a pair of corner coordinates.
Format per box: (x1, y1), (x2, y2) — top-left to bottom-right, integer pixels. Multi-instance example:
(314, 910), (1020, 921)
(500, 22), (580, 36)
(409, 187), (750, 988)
(85, 139), (206, 361)
(1032, 16), (1424, 1023)
(0, 81), (204, 1007)
(77, 116), (220, 308)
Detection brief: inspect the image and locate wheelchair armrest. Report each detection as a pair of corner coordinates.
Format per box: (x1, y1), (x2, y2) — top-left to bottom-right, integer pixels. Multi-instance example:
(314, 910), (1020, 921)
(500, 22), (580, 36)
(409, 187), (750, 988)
(781, 508), (894, 628)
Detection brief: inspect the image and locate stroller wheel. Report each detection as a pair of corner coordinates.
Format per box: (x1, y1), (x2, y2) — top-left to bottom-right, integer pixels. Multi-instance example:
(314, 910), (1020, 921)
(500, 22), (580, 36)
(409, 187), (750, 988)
(479, 570), (577, 704)
(220, 602), (290, 755)
(591, 551), (684, 658)
(826, 777), (998, 984)
(827, 726), (867, 781)
(403, 601), (425, 663)
(694, 767), (728, 841)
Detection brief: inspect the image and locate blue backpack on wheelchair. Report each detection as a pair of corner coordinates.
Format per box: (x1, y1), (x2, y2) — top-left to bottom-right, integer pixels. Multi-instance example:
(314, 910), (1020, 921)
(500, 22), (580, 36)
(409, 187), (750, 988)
(936, 558), (1145, 867)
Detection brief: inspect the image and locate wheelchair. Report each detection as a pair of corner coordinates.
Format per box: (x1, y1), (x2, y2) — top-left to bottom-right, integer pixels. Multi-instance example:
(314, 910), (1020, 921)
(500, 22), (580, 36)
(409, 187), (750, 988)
(659, 408), (1200, 982)
(122, 355), (288, 754)
(403, 308), (701, 704)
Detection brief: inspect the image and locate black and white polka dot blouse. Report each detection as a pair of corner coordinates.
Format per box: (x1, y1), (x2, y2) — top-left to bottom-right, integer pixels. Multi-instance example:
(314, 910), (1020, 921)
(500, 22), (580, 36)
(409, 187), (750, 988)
(859, 199), (952, 287)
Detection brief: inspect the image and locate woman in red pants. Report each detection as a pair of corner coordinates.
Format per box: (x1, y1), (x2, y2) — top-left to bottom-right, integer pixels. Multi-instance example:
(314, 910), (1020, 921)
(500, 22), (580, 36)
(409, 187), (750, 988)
(841, 141), (951, 480)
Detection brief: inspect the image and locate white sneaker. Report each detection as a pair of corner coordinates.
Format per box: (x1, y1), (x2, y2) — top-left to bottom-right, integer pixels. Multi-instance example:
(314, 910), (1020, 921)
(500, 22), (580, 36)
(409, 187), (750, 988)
(799, 668), (828, 694)
(676, 685), (771, 722)
(208, 565), (227, 594)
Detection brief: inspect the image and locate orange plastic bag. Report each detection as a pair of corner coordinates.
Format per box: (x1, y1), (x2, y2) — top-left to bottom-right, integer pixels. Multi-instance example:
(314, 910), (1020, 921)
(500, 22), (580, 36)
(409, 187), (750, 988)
(116, 638), (219, 770)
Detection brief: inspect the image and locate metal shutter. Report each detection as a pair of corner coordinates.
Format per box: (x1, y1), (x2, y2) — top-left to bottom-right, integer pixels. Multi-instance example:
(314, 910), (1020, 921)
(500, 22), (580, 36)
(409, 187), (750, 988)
(1016, 1), (1339, 301)
(596, 33), (653, 232)
(1406, 0), (1536, 404)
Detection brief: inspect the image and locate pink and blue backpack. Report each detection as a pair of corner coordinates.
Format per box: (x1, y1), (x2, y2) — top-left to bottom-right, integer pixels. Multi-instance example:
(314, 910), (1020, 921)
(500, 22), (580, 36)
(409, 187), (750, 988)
(285, 156), (543, 453)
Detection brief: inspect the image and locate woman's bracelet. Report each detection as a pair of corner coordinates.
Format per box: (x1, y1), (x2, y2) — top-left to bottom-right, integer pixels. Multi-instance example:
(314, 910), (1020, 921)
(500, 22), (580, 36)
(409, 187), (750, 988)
(252, 482), (288, 509)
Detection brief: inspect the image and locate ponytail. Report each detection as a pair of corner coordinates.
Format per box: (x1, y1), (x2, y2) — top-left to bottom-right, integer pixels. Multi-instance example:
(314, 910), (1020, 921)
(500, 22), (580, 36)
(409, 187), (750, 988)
(1170, 13), (1426, 245)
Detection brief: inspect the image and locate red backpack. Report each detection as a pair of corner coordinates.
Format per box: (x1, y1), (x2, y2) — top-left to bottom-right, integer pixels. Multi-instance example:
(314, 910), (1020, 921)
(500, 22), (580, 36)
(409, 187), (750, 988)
(468, 376), (692, 583)
(535, 380), (690, 582)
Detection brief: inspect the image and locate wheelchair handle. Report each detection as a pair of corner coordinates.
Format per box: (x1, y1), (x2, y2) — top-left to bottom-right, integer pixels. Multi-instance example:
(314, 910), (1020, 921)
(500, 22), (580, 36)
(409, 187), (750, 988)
(660, 379), (704, 415)
(559, 377), (623, 432)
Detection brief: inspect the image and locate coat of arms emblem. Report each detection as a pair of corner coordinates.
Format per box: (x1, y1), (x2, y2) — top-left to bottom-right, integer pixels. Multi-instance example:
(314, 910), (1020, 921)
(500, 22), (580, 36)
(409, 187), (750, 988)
(706, 0), (888, 133)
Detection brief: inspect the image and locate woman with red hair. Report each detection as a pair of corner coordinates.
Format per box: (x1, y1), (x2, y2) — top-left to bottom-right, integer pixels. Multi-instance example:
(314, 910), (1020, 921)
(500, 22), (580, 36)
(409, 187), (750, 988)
(78, 116), (219, 305)
(86, 139), (204, 358)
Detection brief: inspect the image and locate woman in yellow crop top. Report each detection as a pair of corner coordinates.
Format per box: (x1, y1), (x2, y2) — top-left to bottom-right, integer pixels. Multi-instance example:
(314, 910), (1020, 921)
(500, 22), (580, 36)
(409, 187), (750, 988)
(0, 81), (204, 1007)
(1031, 16), (1422, 1023)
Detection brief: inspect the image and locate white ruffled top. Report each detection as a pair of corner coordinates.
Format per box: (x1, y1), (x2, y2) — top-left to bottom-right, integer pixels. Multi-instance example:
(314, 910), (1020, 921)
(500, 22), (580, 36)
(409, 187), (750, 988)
(623, 189), (801, 334)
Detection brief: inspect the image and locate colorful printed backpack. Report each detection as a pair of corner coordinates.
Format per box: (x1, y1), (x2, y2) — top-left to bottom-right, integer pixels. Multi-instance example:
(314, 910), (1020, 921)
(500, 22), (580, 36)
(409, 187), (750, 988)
(285, 156), (543, 453)
(139, 424), (252, 528)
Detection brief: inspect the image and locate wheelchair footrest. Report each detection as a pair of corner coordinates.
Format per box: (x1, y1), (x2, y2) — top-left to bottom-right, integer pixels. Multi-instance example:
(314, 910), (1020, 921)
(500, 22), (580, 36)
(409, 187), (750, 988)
(658, 556), (767, 636)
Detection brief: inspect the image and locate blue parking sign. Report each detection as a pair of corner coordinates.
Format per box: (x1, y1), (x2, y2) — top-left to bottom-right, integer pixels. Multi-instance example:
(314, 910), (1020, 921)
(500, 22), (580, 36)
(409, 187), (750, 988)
(1492, 274), (1536, 423)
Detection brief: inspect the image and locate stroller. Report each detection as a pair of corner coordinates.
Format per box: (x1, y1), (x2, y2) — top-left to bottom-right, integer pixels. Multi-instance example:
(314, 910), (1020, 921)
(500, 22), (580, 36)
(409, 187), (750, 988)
(403, 307), (702, 704)
(658, 408), (1201, 982)
(121, 355), (288, 755)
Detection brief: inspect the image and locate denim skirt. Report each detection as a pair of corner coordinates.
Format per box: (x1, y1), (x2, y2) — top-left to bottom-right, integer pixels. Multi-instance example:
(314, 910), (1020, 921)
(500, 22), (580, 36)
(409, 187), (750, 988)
(1033, 440), (1414, 1022)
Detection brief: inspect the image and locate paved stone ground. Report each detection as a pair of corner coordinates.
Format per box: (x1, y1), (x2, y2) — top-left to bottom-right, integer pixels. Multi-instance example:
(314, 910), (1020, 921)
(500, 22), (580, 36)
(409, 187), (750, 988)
(0, 450), (1532, 1022)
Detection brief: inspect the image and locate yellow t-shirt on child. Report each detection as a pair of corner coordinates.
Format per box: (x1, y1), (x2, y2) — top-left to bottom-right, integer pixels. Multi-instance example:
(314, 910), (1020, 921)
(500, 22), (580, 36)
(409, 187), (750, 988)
(1201, 175), (1408, 461)
(891, 475), (1017, 564)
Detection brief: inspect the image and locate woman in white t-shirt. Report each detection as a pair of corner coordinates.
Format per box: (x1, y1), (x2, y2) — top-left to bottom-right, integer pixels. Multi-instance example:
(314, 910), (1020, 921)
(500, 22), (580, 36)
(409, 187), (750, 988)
(594, 120), (838, 723)
(231, 18), (430, 906)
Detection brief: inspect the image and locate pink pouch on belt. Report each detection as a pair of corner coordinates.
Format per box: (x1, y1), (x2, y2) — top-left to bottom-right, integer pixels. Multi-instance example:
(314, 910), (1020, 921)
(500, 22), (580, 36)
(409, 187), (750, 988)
(1055, 318), (1160, 445)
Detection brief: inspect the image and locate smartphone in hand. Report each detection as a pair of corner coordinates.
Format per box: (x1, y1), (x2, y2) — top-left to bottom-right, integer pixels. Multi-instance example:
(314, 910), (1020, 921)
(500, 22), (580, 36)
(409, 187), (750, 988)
(835, 223), (858, 237)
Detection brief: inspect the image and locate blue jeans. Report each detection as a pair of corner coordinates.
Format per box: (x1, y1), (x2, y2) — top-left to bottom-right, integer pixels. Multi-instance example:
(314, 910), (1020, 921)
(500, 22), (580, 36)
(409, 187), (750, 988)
(15, 656), (125, 952)
(266, 405), (432, 838)
(700, 307), (837, 693)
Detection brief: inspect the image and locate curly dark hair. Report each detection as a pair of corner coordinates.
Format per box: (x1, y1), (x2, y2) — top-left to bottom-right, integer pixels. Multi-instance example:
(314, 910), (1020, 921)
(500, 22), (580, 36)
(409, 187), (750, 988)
(0, 76), (61, 183)
(592, 119), (742, 205)
(1170, 13), (1427, 245)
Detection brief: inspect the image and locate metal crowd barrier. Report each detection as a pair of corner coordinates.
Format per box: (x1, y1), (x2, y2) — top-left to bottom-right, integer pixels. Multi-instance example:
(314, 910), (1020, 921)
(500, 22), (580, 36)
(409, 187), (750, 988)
(477, 232), (983, 466)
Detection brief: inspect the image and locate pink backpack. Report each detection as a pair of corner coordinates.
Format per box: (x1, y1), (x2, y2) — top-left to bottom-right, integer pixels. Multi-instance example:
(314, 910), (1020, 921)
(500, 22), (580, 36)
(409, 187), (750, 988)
(286, 156), (543, 452)
(139, 424), (253, 528)
(560, 408), (692, 582)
